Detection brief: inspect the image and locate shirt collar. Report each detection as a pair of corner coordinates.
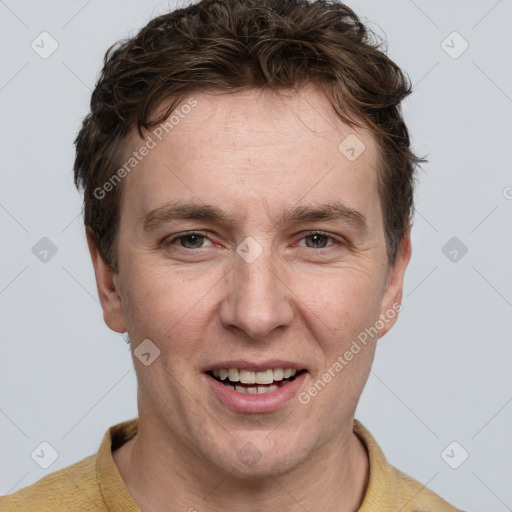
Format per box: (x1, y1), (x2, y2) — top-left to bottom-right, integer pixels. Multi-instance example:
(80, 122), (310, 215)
(96, 417), (397, 512)
(96, 418), (141, 511)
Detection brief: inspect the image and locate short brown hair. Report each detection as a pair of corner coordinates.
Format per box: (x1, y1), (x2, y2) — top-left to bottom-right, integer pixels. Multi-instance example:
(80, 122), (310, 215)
(74, 0), (425, 273)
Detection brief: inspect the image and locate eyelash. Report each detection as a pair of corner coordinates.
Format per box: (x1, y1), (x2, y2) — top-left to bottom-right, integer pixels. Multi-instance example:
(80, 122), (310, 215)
(162, 230), (344, 250)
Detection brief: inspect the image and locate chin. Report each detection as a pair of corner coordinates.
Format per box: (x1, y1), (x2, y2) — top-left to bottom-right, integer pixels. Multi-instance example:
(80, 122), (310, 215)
(219, 455), (301, 481)
(204, 434), (309, 481)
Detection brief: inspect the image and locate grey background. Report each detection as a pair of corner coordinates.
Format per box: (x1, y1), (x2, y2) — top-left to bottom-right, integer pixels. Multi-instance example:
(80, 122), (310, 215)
(1, 1), (511, 510)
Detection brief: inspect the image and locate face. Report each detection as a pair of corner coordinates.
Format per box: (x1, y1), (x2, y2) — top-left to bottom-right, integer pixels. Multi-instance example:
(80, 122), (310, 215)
(89, 84), (410, 478)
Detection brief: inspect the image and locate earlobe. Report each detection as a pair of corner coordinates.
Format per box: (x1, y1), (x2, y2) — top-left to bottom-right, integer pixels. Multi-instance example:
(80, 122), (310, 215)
(86, 227), (126, 333)
(378, 230), (412, 338)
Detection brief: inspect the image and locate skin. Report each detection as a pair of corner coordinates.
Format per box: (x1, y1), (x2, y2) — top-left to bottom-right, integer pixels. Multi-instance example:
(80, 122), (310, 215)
(87, 83), (411, 512)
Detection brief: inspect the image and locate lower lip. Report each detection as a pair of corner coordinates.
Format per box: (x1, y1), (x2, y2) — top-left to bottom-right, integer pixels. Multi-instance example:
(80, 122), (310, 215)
(204, 372), (308, 414)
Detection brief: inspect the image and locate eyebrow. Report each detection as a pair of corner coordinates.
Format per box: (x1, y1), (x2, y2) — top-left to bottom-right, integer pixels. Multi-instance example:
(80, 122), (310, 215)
(141, 200), (368, 234)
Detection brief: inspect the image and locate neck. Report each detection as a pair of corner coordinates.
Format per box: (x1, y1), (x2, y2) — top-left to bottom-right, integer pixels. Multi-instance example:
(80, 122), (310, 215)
(113, 416), (369, 512)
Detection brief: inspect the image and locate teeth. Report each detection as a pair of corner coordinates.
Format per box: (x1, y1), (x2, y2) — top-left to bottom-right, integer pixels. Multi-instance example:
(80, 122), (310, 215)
(213, 367), (298, 384)
(259, 385), (279, 394)
(256, 369), (273, 385)
(239, 369), (256, 384)
(273, 368), (284, 381)
(231, 384), (280, 394)
(228, 368), (240, 382)
(283, 368), (294, 379)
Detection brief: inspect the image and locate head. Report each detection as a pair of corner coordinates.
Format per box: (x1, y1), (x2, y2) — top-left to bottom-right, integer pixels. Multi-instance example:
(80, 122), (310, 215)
(76, 0), (423, 479)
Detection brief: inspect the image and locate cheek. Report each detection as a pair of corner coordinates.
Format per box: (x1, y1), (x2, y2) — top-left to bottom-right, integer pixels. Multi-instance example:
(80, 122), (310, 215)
(121, 263), (220, 355)
(295, 266), (384, 343)
(299, 273), (381, 412)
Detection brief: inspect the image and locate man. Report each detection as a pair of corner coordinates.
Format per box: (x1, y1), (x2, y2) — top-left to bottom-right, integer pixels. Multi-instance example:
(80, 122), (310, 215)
(2, 0), (463, 510)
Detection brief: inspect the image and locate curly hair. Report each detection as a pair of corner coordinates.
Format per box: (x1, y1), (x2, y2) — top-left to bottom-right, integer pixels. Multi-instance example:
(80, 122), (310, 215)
(74, 0), (425, 272)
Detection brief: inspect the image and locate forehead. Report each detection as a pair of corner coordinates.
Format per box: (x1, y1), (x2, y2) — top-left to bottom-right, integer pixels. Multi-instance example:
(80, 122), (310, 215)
(119, 85), (381, 232)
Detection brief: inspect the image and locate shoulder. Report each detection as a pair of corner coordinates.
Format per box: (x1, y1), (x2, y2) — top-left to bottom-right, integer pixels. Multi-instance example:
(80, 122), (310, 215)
(0, 454), (106, 512)
(1, 418), (139, 512)
(391, 464), (464, 512)
(353, 420), (464, 512)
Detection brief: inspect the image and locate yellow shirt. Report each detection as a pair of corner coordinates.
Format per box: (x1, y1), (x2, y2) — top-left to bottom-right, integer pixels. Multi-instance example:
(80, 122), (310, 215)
(1, 418), (463, 511)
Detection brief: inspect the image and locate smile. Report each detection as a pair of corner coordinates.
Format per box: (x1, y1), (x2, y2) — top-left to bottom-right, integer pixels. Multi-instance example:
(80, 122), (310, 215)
(203, 364), (308, 413)
(207, 367), (305, 395)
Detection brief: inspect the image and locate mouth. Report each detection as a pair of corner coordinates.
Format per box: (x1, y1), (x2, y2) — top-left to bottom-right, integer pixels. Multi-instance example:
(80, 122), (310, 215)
(202, 361), (309, 413)
(205, 367), (307, 395)
(202, 360), (309, 413)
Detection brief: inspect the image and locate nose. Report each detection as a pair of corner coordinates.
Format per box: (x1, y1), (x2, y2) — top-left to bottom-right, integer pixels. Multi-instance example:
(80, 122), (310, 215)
(219, 245), (294, 340)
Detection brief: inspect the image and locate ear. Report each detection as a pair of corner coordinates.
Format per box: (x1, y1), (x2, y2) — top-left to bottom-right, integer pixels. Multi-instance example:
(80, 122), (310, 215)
(377, 228), (412, 339)
(86, 227), (126, 333)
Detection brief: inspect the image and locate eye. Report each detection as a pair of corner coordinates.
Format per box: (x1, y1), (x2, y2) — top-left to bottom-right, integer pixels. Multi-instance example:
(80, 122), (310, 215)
(163, 231), (212, 249)
(161, 230), (344, 252)
(298, 231), (342, 249)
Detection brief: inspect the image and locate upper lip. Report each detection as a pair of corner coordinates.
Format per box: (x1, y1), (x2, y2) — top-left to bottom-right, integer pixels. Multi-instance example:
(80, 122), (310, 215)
(202, 360), (307, 373)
